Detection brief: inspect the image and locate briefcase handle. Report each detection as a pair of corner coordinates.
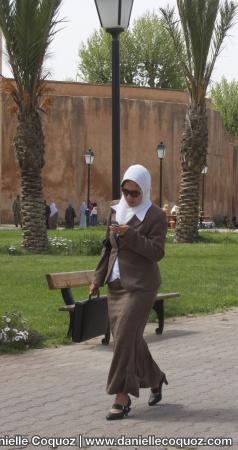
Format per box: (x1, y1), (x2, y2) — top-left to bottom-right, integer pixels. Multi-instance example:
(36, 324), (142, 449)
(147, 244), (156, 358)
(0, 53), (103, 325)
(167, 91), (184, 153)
(88, 292), (100, 301)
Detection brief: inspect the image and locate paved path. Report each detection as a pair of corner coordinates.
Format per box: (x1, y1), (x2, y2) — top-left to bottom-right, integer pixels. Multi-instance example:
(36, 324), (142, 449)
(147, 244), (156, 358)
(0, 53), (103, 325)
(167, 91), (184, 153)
(0, 309), (238, 450)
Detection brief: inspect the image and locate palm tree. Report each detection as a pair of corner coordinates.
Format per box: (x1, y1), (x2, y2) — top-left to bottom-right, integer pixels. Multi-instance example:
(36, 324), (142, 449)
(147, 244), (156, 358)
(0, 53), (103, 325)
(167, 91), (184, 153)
(161, 0), (237, 242)
(0, 0), (62, 251)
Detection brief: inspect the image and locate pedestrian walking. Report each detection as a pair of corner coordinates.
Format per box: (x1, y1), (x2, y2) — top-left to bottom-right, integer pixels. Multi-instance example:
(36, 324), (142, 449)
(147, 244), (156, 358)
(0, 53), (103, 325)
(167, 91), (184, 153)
(232, 216), (238, 229)
(88, 200), (93, 226)
(79, 201), (87, 228)
(65, 204), (76, 228)
(90, 202), (98, 226)
(44, 201), (51, 229)
(90, 164), (168, 420)
(49, 202), (58, 229)
(171, 204), (179, 215)
(12, 195), (22, 227)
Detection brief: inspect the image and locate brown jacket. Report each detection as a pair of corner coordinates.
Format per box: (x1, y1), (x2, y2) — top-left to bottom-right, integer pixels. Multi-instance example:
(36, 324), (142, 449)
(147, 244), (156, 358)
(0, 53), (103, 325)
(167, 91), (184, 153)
(94, 204), (167, 292)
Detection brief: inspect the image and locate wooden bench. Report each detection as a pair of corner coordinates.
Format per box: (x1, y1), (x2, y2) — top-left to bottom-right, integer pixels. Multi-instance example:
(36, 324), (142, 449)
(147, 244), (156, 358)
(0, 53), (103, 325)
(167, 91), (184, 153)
(46, 270), (180, 344)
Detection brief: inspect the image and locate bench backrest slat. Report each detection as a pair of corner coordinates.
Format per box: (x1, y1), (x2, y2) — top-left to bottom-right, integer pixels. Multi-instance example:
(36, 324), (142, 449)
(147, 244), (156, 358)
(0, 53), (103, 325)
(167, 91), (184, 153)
(46, 271), (180, 302)
(156, 293), (180, 300)
(46, 270), (95, 289)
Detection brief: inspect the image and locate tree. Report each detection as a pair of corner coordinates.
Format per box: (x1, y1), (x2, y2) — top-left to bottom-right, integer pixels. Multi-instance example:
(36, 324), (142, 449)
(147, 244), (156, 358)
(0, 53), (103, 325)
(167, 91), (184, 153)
(0, 0), (62, 251)
(161, 0), (237, 243)
(211, 77), (238, 136)
(132, 12), (185, 88)
(77, 12), (185, 89)
(78, 29), (112, 84)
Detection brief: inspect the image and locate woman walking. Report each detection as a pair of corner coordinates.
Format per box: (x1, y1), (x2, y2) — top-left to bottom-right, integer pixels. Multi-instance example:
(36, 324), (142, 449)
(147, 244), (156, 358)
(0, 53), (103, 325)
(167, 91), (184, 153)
(90, 165), (167, 420)
(49, 202), (58, 229)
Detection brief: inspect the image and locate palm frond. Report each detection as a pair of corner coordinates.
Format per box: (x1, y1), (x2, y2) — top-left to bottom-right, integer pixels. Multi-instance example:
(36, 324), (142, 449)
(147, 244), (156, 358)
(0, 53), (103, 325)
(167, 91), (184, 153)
(205, 0), (237, 87)
(176, 0), (193, 71)
(177, 0), (220, 101)
(0, 0), (63, 112)
(0, 75), (20, 105)
(39, 95), (53, 113)
(160, 6), (191, 80)
(161, 0), (237, 105)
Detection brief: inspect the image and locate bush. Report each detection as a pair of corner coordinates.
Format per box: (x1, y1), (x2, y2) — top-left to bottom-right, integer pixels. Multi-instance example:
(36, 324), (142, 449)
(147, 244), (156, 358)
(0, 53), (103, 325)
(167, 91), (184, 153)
(79, 238), (103, 255)
(2, 230), (105, 257)
(48, 237), (73, 255)
(0, 311), (43, 351)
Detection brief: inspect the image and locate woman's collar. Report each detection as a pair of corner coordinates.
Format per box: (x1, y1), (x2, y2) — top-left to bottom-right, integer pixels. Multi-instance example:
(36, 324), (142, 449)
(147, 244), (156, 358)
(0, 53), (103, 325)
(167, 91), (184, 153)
(111, 201), (151, 222)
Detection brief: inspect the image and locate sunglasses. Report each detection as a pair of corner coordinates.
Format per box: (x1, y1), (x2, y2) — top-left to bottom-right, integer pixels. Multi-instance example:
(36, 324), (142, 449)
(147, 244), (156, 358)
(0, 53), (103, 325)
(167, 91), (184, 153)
(122, 188), (141, 198)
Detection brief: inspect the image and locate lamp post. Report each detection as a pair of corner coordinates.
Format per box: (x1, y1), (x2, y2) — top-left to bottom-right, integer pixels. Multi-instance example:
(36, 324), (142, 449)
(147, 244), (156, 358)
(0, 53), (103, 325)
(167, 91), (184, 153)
(201, 165), (208, 214)
(156, 141), (166, 208)
(84, 148), (95, 227)
(94, 0), (134, 199)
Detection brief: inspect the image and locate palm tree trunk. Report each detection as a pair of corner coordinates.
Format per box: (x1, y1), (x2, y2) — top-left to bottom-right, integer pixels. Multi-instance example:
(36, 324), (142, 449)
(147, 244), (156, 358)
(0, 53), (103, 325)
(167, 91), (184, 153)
(175, 103), (208, 242)
(175, 170), (200, 242)
(14, 110), (48, 252)
(21, 168), (48, 251)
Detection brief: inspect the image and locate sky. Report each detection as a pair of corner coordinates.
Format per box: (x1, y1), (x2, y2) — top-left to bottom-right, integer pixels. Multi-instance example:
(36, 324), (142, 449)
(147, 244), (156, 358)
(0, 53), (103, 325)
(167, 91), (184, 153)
(2, 0), (238, 85)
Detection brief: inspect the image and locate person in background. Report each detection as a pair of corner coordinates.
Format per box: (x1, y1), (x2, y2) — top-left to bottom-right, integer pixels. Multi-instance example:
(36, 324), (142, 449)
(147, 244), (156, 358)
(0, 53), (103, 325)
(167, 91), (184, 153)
(44, 200), (51, 229)
(65, 203), (76, 228)
(198, 207), (204, 228)
(223, 216), (228, 228)
(49, 202), (58, 229)
(88, 200), (94, 226)
(232, 216), (238, 229)
(170, 204), (178, 227)
(90, 202), (98, 226)
(79, 201), (87, 228)
(12, 195), (22, 227)
(90, 164), (168, 421)
(162, 203), (169, 217)
(171, 204), (179, 215)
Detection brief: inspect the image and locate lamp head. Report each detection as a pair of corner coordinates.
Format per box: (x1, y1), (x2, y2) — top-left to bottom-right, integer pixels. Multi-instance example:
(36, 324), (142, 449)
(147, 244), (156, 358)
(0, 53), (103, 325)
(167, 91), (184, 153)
(94, 0), (134, 31)
(157, 141), (166, 159)
(85, 148), (95, 165)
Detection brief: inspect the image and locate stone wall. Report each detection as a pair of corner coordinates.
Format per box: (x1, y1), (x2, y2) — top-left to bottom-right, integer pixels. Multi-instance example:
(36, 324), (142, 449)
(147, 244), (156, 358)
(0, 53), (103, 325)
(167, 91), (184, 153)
(0, 81), (237, 223)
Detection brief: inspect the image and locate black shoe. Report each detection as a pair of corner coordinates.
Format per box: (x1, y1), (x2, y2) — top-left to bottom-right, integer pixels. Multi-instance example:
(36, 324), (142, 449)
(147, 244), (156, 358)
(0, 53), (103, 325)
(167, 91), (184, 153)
(148, 373), (168, 406)
(106, 396), (131, 420)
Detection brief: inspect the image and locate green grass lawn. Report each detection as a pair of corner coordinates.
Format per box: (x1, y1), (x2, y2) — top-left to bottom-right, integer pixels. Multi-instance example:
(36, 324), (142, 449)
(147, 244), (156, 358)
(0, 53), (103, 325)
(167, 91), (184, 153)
(0, 228), (237, 350)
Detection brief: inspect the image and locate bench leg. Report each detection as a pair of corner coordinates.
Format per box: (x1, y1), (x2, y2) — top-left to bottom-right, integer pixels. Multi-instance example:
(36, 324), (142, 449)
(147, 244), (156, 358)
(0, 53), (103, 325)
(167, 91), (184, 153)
(153, 299), (164, 334)
(101, 323), (111, 345)
(61, 288), (75, 338)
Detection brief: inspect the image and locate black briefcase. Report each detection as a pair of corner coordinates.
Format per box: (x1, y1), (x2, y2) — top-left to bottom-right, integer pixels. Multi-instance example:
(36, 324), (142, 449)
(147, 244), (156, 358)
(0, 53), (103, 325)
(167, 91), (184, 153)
(72, 294), (109, 343)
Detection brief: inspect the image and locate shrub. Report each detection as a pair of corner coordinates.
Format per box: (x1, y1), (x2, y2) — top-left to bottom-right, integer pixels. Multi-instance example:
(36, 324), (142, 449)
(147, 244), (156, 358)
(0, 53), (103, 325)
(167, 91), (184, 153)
(79, 238), (103, 255)
(0, 311), (43, 351)
(48, 237), (73, 255)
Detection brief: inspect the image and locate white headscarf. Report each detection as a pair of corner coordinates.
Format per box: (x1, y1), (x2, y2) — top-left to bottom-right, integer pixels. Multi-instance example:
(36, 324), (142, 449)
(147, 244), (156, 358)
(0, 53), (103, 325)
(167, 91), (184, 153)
(112, 164), (152, 224)
(50, 202), (58, 217)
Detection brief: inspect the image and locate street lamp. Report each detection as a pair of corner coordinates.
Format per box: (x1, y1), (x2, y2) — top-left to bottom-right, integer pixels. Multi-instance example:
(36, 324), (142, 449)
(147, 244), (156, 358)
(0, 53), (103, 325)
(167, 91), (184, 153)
(94, 0), (134, 199)
(156, 141), (166, 208)
(84, 148), (95, 227)
(201, 165), (208, 214)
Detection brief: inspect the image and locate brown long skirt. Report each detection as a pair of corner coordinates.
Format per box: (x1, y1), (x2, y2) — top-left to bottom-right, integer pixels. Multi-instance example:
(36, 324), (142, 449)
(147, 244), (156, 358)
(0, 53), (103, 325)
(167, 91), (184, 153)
(106, 279), (163, 398)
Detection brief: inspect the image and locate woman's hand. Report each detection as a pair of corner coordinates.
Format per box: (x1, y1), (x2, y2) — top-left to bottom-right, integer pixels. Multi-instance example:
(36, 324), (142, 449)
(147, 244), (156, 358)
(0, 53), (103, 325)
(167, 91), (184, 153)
(109, 224), (129, 236)
(89, 283), (99, 296)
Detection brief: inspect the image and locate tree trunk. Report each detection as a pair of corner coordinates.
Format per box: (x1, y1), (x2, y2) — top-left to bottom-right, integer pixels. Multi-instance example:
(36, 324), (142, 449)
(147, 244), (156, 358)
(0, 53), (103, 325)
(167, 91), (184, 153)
(14, 110), (48, 252)
(21, 168), (48, 251)
(175, 103), (208, 243)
